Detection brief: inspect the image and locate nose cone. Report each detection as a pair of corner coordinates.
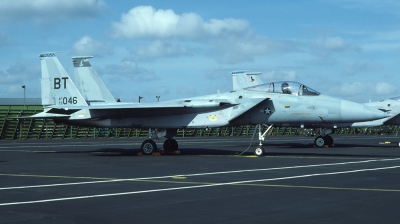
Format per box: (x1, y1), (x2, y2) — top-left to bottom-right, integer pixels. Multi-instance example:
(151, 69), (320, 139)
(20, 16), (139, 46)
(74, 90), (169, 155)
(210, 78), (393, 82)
(341, 100), (389, 122)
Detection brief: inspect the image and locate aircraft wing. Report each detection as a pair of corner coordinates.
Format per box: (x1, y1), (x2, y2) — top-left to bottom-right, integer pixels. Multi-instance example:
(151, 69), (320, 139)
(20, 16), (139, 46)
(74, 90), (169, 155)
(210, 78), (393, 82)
(34, 100), (239, 119)
(383, 112), (400, 125)
(351, 117), (390, 127)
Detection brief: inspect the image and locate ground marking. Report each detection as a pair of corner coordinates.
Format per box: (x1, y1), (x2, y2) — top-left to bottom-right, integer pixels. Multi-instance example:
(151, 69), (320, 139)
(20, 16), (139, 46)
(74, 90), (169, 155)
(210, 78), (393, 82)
(1, 165), (400, 206)
(1, 158), (400, 191)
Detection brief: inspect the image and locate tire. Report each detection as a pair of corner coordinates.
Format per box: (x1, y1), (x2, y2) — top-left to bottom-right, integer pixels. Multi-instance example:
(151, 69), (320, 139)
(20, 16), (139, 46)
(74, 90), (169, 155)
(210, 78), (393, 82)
(324, 135), (334, 146)
(163, 138), (178, 153)
(314, 136), (325, 147)
(141, 139), (157, 155)
(254, 147), (265, 156)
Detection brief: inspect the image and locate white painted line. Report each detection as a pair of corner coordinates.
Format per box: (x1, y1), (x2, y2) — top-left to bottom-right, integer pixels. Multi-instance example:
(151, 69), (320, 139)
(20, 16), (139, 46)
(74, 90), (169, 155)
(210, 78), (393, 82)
(1, 158), (400, 191)
(1, 165), (399, 207)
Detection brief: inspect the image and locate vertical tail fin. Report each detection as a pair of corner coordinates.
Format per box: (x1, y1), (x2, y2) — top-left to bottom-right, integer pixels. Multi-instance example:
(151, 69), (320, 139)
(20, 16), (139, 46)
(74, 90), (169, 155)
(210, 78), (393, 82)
(232, 71), (264, 90)
(72, 56), (116, 104)
(39, 52), (88, 107)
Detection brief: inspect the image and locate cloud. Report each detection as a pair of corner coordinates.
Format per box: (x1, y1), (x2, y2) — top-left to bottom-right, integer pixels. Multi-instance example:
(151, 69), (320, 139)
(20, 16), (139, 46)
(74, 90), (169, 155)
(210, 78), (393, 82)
(142, 86), (171, 98)
(262, 70), (297, 81)
(335, 82), (397, 96)
(111, 6), (249, 40)
(213, 36), (295, 64)
(0, 32), (14, 48)
(343, 61), (383, 75)
(335, 82), (368, 95)
(361, 30), (400, 52)
(0, 63), (41, 97)
(328, 0), (400, 15)
(73, 36), (113, 57)
(99, 59), (157, 82)
(176, 87), (197, 97)
(316, 37), (348, 51)
(128, 40), (191, 60)
(111, 6), (296, 64)
(0, 64), (40, 85)
(375, 82), (397, 95)
(0, 0), (107, 24)
(314, 37), (360, 53)
(204, 70), (231, 80)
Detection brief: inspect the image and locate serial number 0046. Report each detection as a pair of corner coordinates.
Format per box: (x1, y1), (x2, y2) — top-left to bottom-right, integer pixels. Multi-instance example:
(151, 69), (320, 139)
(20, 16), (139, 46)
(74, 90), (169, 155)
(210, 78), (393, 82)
(59, 97), (78, 105)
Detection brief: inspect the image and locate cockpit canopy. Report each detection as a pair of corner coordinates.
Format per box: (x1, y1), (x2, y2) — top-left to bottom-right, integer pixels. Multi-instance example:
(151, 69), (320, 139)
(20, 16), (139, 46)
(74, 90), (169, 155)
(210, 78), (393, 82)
(244, 81), (320, 96)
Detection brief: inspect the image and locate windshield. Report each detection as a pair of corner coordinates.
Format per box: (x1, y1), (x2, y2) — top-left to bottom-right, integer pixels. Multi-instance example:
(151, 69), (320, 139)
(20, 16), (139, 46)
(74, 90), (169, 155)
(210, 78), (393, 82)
(244, 81), (320, 96)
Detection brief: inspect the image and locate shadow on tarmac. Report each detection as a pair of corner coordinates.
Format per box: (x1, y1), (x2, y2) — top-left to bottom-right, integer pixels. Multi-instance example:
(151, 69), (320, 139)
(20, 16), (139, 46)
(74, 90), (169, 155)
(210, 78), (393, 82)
(34, 142), (400, 159)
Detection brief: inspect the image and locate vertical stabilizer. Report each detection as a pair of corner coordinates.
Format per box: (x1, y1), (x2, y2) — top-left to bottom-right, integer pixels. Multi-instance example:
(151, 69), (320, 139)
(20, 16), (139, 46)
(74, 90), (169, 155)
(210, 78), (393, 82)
(72, 56), (116, 104)
(232, 71), (264, 90)
(39, 52), (88, 107)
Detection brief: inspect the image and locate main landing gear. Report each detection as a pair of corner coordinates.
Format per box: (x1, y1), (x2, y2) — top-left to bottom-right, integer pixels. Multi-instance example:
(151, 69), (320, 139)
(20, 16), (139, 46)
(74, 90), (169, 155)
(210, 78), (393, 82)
(141, 139), (157, 155)
(314, 128), (334, 147)
(140, 129), (179, 155)
(140, 138), (179, 155)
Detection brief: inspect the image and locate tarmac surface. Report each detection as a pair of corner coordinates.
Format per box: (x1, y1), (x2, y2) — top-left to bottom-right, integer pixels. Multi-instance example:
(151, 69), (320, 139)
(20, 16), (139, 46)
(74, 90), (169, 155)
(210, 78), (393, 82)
(1, 134), (400, 224)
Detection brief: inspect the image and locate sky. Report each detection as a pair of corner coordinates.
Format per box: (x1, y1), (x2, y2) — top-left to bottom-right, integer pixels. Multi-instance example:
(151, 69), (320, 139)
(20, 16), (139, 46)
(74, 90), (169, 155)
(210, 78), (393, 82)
(0, 0), (399, 103)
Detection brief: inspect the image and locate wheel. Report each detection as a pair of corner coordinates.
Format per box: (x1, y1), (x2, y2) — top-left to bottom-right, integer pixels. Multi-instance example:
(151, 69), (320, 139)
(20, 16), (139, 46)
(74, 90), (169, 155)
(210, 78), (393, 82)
(163, 138), (178, 153)
(141, 139), (157, 155)
(324, 135), (334, 146)
(254, 147), (265, 156)
(314, 135), (325, 147)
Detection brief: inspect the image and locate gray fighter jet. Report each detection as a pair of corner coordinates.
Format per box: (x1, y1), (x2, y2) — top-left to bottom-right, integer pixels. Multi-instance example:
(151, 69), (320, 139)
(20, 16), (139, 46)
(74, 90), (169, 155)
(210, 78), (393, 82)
(72, 58), (388, 150)
(32, 52), (388, 156)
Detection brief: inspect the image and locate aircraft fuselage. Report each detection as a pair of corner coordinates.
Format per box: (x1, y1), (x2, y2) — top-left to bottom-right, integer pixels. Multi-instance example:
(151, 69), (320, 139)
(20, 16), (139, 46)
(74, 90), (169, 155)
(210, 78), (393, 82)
(60, 90), (385, 129)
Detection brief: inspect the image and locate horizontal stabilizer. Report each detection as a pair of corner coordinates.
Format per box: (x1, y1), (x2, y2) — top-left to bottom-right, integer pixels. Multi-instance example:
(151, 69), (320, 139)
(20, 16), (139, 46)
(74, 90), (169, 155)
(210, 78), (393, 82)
(46, 108), (81, 115)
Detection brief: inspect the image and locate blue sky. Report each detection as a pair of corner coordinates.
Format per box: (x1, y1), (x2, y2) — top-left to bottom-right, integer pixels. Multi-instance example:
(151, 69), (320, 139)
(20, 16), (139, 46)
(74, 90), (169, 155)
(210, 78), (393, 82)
(0, 0), (399, 103)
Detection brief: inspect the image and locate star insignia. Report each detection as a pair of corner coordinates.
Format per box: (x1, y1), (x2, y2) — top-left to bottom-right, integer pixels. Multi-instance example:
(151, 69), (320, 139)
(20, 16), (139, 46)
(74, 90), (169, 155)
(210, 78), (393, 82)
(264, 107), (272, 115)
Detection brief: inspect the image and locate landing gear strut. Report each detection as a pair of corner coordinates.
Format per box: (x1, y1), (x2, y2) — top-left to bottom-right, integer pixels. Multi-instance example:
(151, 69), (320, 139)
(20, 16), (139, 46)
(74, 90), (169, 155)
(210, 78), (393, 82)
(251, 124), (274, 156)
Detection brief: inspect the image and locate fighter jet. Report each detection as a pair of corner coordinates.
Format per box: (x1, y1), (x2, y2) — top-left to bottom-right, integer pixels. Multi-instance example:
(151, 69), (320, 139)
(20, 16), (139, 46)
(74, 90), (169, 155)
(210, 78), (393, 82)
(31, 52), (388, 156)
(71, 58), (370, 150)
